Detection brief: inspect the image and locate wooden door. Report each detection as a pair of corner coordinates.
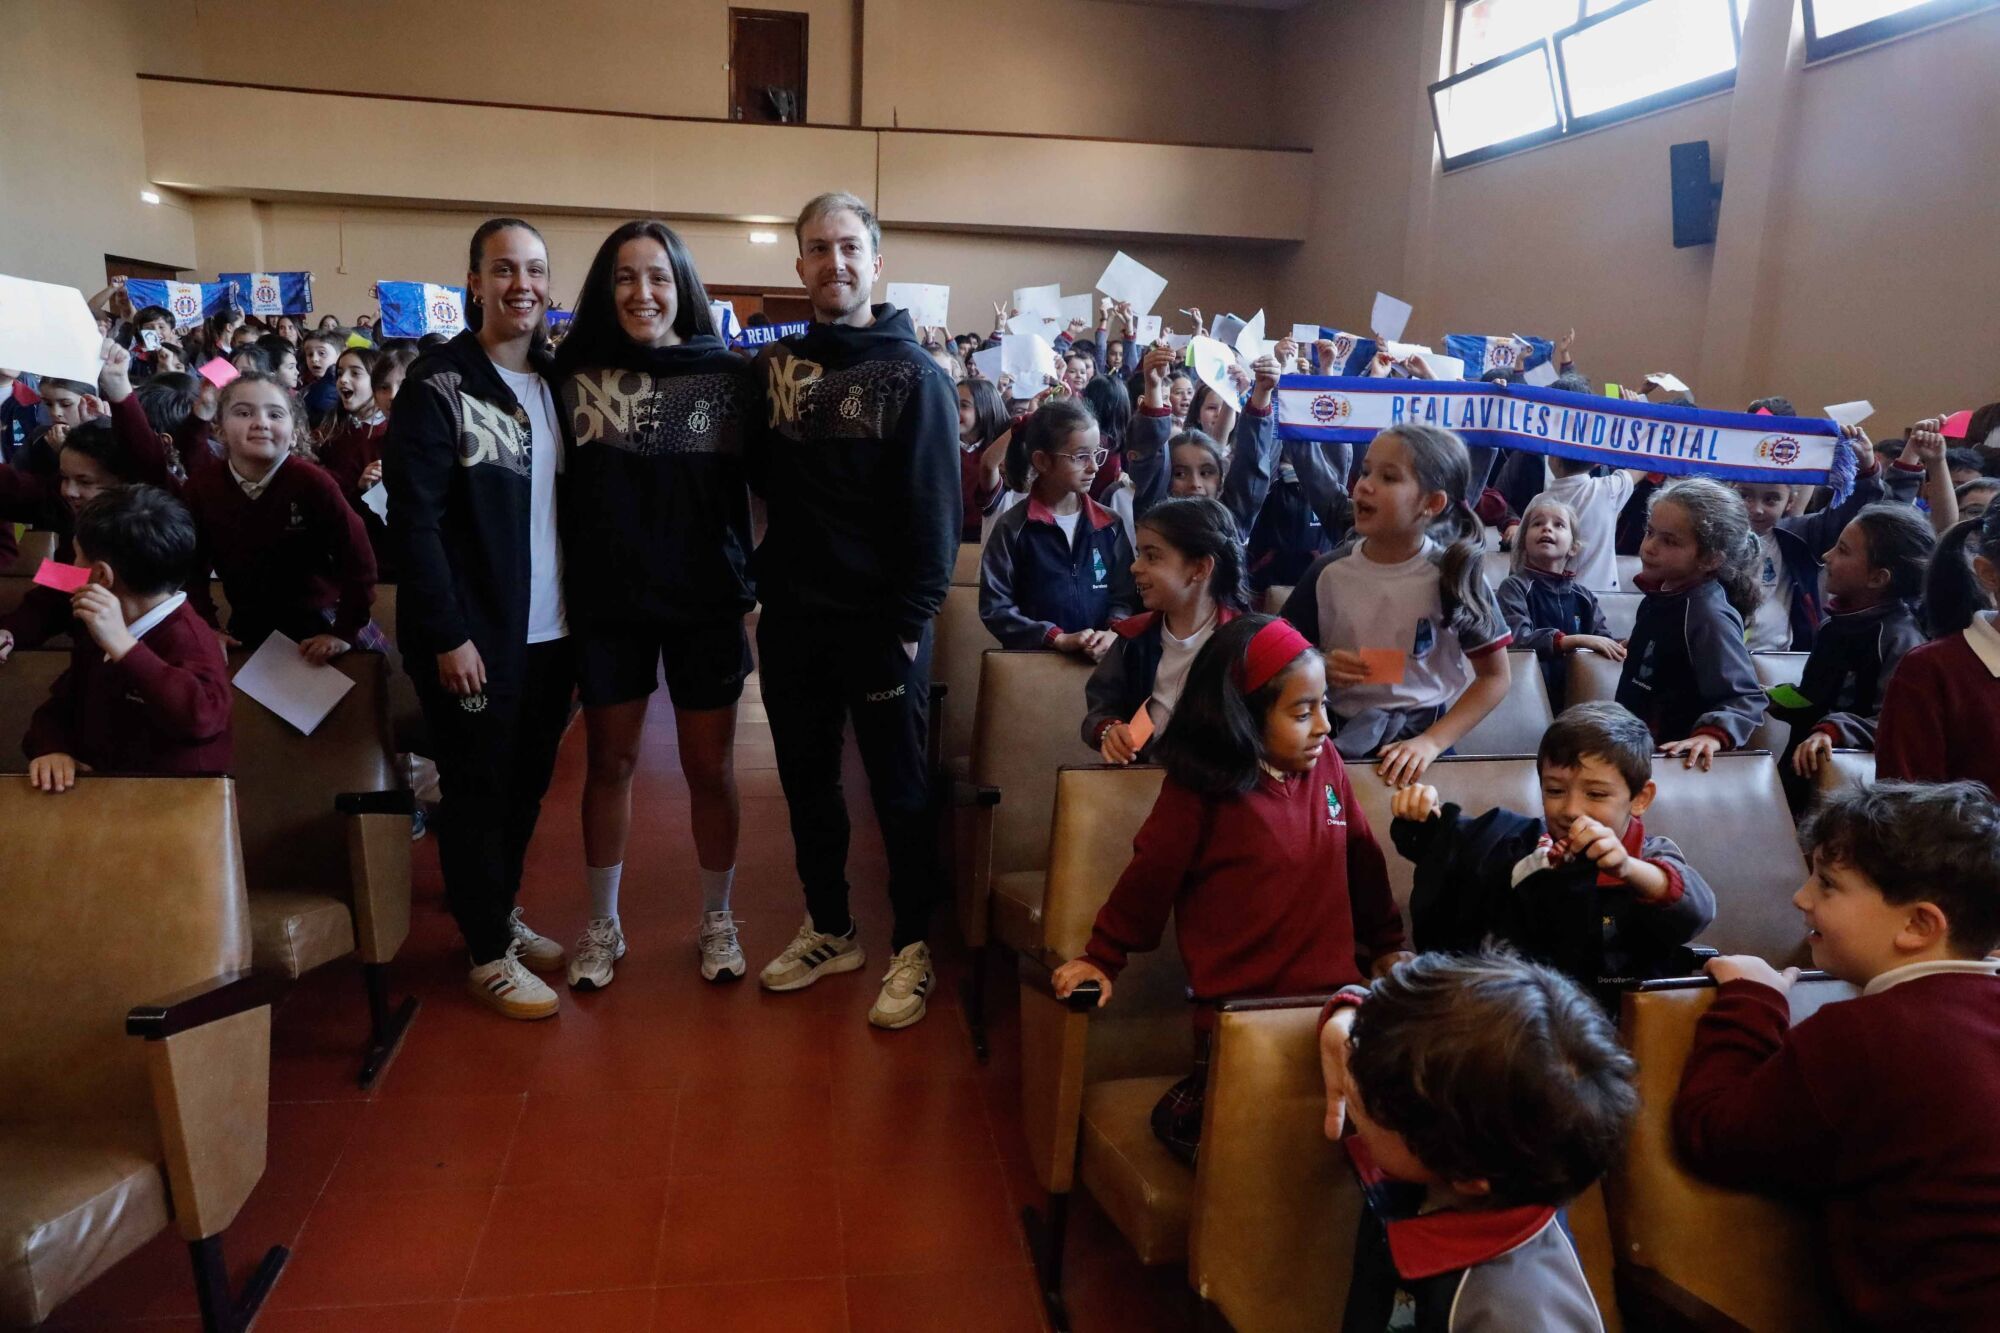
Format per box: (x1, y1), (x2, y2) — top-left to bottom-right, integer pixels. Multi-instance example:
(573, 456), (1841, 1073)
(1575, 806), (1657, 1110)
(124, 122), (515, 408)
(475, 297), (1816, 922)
(729, 9), (808, 124)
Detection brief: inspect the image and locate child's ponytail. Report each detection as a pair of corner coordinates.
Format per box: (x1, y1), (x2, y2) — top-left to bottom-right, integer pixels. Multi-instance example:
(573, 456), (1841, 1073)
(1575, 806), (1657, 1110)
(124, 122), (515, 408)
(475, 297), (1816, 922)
(1925, 506), (2000, 637)
(1383, 423), (1505, 646)
(1651, 477), (1763, 622)
(1714, 529), (1764, 623)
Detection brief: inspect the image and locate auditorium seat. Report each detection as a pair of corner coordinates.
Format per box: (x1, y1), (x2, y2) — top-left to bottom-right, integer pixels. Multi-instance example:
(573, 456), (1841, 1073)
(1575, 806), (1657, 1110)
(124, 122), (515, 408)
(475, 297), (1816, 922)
(1609, 977), (1854, 1330)
(1817, 748), (1875, 798)
(1482, 548), (1511, 591)
(955, 650), (1096, 1053)
(0, 574), (28, 621)
(0, 650), (65, 773)
(0, 776), (286, 1331)
(1454, 650), (1551, 756)
(228, 647), (419, 1087)
(1617, 554), (1641, 585)
(1350, 752), (1808, 962)
(2, 529), (56, 577)
(1597, 591), (1641, 639)
(1015, 765), (1196, 1328)
(952, 541), (981, 586)
(1565, 649), (1624, 709)
(929, 583), (988, 780)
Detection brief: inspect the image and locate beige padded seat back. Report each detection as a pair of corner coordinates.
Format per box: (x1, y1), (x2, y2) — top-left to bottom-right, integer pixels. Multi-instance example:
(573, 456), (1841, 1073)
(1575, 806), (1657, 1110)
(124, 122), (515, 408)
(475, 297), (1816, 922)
(0, 650), (67, 774)
(1350, 757), (1544, 912)
(1598, 592), (1641, 640)
(1643, 753), (1808, 964)
(1039, 765), (1168, 967)
(1454, 652), (1551, 756)
(0, 777), (249, 1123)
(931, 587), (989, 771)
(969, 651), (1096, 879)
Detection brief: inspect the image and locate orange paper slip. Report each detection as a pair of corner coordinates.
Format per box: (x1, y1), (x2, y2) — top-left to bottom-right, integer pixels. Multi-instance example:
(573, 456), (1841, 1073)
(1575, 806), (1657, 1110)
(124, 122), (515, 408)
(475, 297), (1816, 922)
(1357, 649), (1406, 685)
(1126, 702), (1157, 748)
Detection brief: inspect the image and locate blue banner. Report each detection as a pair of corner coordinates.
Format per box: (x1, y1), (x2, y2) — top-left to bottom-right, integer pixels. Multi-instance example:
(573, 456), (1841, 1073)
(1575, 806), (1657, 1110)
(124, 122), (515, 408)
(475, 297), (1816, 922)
(1444, 333), (1555, 379)
(218, 271), (314, 317)
(1315, 327), (1376, 376)
(123, 279), (241, 330)
(1273, 377), (1841, 485)
(377, 282), (467, 338)
(732, 320), (811, 349)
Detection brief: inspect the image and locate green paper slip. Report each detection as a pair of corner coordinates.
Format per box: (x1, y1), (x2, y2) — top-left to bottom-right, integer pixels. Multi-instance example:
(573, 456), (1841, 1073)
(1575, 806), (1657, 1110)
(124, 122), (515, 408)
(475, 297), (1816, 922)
(1767, 684), (1813, 710)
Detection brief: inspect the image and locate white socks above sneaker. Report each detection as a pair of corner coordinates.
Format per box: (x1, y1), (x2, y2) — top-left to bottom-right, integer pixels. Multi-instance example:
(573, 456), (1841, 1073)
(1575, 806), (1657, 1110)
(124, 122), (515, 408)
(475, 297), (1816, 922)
(588, 863), (623, 923)
(700, 865), (735, 914)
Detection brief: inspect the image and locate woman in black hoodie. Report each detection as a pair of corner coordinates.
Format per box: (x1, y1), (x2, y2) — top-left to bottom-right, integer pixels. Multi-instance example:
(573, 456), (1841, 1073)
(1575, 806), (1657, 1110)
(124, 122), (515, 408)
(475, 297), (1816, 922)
(384, 217), (576, 1022)
(552, 220), (759, 992)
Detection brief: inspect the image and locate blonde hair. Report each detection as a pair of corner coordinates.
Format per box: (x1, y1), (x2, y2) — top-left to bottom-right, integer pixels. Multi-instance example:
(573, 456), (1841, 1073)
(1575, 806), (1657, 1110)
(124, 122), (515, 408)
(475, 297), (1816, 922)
(1511, 494), (1585, 575)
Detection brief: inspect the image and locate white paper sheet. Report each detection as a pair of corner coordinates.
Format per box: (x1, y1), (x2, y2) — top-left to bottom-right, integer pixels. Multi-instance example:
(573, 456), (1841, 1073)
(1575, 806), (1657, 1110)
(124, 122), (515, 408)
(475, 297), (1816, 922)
(1645, 372), (1691, 394)
(1417, 353), (1466, 381)
(1001, 333), (1057, 390)
(970, 344), (1006, 383)
(1233, 311), (1267, 362)
(232, 631), (356, 736)
(1185, 335), (1241, 403)
(1379, 340), (1432, 363)
(1523, 360), (1560, 388)
(360, 482), (388, 522)
(1134, 315), (1163, 343)
(1007, 311), (1056, 338)
(885, 282), (951, 329)
(0, 275), (106, 383)
(1095, 252), (1169, 316)
(1290, 323), (1321, 347)
(1370, 292), (1413, 343)
(1164, 333), (1191, 352)
(1012, 284), (1061, 318)
(1210, 314), (1247, 350)
(1055, 293), (1095, 330)
(1824, 400), (1875, 429)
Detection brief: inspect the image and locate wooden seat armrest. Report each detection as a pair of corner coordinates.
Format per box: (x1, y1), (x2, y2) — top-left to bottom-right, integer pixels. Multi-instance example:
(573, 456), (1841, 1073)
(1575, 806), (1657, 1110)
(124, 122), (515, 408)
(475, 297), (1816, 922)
(952, 781), (1001, 809)
(1018, 955), (1094, 1194)
(126, 969), (286, 1039)
(335, 788), (417, 816)
(337, 793), (414, 964)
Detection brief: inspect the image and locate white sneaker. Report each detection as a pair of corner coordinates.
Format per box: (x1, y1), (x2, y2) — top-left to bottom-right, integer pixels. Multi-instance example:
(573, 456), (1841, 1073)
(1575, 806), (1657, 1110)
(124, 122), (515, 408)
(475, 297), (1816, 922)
(758, 915), (865, 992)
(509, 906), (565, 972)
(468, 941), (559, 1020)
(568, 917), (626, 991)
(868, 941), (933, 1030)
(699, 910), (747, 982)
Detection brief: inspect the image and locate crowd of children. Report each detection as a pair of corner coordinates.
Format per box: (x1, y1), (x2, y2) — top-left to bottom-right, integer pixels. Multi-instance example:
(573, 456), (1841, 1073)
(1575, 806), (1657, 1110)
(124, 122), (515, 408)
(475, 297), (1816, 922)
(7, 219), (2000, 1331)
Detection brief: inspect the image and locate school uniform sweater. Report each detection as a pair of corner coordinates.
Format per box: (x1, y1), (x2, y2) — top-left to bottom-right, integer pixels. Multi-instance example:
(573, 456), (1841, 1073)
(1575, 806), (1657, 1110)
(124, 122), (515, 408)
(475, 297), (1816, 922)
(1750, 454), (1914, 651)
(1674, 962), (2000, 1330)
(1083, 746), (1404, 1026)
(383, 330), (561, 694)
(22, 597), (233, 774)
(555, 337), (758, 630)
(1768, 598), (1923, 752)
(979, 493), (1138, 648)
(317, 415), (388, 506)
(183, 453), (377, 646)
(746, 305), (960, 642)
(1875, 612), (2000, 792)
(1081, 606), (1240, 751)
(1393, 805), (1714, 997)
(1497, 567), (1611, 706)
(958, 438), (1004, 544)
(1615, 576), (1765, 748)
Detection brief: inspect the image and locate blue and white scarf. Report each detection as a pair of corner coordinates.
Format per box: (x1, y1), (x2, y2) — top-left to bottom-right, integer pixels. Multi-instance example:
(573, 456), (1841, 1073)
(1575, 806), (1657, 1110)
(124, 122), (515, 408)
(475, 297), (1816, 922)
(123, 279), (241, 330)
(377, 282), (466, 338)
(1443, 333), (1556, 378)
(217, 271), (314, 317)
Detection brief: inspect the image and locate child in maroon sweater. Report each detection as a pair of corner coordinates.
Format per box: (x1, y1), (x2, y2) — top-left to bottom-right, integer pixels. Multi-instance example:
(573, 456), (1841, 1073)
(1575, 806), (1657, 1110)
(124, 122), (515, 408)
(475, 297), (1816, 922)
(1054, 614), (1409, 1162)
(1876, 500), (2000, 795)
(182, 372), (378, 663)
(24, 485), (232, 787)
(1674, 781), (2000, 1330)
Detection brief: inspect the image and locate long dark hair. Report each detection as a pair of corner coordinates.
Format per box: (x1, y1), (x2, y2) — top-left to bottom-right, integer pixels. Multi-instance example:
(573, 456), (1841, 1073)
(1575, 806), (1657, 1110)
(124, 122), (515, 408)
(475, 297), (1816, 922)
(959, 377), (1008, 448)
(1377, 423), (1504, 645)
(1156, 613), (1318, 798)
(1926, 502), (2000, 637)
(1845, 503), (1933, 605)
(556, 219), (718, 375)
(1079, 374), (1131, 453)
(1137, 496), (1248, 613)
(464, 216), (547, 339)
(1649, 477), (1761, 622)
(1019, 397), (1097, 485)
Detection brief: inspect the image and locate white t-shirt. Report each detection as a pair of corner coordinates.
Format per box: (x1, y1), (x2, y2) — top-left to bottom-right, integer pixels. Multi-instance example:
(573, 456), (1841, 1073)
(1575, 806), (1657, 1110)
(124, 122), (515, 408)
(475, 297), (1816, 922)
(1051, 507), (1083, 548)
(1307, 538), (1509, 718)
(1147, 610), (1220, 733)
(1747, 529), (1792, 652)
(1538, 468), (1634, 592)
(492, 361), (568, 643)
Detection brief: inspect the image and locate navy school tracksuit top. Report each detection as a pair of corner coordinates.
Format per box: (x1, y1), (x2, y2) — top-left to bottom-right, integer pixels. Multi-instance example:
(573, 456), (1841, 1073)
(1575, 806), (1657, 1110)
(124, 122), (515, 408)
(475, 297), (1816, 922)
(979, 492), (1139, 648)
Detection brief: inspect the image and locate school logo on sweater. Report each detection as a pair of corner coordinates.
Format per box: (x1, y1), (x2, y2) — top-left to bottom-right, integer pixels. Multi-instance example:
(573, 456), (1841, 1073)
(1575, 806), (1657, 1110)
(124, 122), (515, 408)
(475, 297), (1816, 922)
(1324, 784), (1345, 826)
(840, 385), (865, 421)
(1091, 548), (1109, 589)
(1411, 617), (1435, 657)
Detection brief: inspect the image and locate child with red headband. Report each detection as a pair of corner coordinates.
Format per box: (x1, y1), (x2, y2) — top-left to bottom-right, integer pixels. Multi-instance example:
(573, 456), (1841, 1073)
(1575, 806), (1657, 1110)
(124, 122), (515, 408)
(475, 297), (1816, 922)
(1054, 613), (1409, 1162)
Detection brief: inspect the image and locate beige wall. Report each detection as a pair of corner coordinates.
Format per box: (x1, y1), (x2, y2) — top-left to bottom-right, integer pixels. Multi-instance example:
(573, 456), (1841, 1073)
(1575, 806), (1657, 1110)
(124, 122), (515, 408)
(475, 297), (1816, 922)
(185, 0), (856, 126)
(188, 200), (1285, 337)
(0, 0), (198, 292)
(1277, 0), (2000, 432)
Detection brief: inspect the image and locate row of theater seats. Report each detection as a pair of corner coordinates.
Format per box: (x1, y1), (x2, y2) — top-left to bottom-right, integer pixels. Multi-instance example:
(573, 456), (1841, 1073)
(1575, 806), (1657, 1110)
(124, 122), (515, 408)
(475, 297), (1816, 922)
(1, 529), (59, 578)
(931, 543), (1857, 1332)
(0, 565), (423, 1329)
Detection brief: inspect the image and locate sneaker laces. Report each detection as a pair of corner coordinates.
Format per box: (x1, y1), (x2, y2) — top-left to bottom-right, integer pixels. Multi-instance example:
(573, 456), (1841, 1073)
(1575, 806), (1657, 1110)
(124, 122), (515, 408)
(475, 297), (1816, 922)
(699, 914), (740, 959)
(508, 905), (539, 941)
(575, 918), (619, 961)
(880, 948), (929, 998)
(492, 939), (536, 987)
(778, 917), (823, 962)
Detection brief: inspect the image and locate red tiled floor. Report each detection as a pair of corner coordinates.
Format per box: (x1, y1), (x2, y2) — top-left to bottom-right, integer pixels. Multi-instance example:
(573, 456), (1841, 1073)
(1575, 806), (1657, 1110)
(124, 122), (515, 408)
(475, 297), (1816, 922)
(845, 1266), (1047, 1333)
(257, 1302), (458, 1332)
(461, 1178), (669, 1297)
(271, 1188), (493, 1308)
(654, 1169), (847, 1285)
(670, 1077), (835, 1172)
(326, 1094), (524, 1193)
(499, 1089), (677, 1184)
(652, 1277), (849, 1332)
(451, 1288), (658, 1331)
(837, 1159), (1026, 1276)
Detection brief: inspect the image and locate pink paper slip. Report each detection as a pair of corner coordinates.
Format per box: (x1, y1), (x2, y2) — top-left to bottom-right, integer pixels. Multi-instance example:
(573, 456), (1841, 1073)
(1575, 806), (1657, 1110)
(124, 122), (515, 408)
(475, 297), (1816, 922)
(32, 560), (90, 593)
(198, 357), (240, 390)
(1942, 409), (1974, 439)
(1358, 648), (1406, 686)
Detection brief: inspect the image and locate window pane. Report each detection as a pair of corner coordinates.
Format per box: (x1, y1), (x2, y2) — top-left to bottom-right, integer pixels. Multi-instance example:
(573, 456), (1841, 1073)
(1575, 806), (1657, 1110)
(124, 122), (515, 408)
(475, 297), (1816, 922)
(1435, 44), (1562, 159)
(1811, 0), (1943, 33)
(1456, 0), (1580, 71)
(1559, 0), (1737, 121)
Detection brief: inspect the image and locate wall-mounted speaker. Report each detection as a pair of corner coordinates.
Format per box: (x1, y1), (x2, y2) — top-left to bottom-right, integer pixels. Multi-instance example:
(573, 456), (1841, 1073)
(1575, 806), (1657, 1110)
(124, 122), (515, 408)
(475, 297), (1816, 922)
(1670, 140), (1720, 248)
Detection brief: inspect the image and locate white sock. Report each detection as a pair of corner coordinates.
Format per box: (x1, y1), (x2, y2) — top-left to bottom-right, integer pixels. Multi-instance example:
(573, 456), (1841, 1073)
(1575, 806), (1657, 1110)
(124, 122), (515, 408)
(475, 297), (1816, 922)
(700, 865), (735, 915)
(588, 863), (622, 922)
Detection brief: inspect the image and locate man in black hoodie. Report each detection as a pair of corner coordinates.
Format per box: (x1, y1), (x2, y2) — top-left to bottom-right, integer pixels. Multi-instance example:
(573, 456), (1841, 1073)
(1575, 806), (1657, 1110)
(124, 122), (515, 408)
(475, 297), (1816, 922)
(748, 191), (961, 1030)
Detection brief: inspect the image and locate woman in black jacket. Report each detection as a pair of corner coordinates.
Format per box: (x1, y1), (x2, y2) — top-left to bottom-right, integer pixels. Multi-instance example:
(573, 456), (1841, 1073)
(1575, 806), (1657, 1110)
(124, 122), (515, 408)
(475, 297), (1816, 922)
(552, 220), (759, 992)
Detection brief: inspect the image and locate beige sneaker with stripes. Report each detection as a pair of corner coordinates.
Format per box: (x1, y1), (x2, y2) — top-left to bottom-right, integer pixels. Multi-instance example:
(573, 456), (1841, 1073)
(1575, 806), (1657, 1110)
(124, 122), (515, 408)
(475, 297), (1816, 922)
(468, 940), (560, 1020)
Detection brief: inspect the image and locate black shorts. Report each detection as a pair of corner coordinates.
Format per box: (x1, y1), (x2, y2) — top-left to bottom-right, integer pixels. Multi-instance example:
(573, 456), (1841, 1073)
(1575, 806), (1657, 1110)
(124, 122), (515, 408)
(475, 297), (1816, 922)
(576, 619), (752, 712)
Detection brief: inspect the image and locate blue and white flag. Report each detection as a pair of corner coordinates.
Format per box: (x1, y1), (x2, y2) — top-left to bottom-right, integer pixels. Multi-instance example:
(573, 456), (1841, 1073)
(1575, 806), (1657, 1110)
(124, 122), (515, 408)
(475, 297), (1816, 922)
(218, 271), (314, 317)
(1314, 327), (1377, 376)
(1444, 333), (1555, 379)
(707, 301), (742, 345)
(1273, 376), (1841, 485)
(545, 309), (574, 336)
(732, 320), (811, 349)
(377, 282), (466, 338)
(123, 279), (241, 330)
